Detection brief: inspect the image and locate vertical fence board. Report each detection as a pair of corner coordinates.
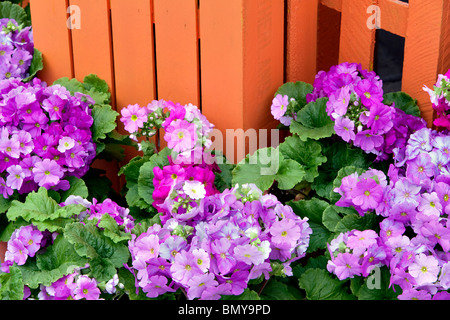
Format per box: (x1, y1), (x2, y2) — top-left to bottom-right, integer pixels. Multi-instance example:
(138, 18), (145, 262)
(242, 0), (284, 132)
(29, 0), (73, 83)
(68, 0), (119, 191)
(402, 0), (446, 127)
(110, 0), (156, 167)
(339, 0), (376, 70)
(200, 0), (245, 161)
(285, 0), (318, 84)
(69, 0), (115, 104)
(153, 0), (199, 106)
(437, 1), (450, 76)
(200, 0), (284, 162)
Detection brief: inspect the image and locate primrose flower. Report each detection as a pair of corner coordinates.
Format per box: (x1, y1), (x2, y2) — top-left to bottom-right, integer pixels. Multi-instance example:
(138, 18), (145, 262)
(271, 94), (289, 120)
(120, 103), (148, 134)
(73, 275), (101, 300)
(183, 180), (206, 200)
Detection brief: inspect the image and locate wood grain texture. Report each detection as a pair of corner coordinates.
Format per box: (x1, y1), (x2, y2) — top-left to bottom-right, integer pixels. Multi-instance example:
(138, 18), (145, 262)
(402, 0), (446, 127)
(339, 0), (377, 71)
(285, 0), (319, 83)
(29, 0), (73, 83)
(153, 0), (200, 106)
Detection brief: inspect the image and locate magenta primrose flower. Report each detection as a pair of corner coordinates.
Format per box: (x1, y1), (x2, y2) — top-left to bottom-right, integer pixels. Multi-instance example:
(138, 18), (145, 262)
(73, 275), (101, 300)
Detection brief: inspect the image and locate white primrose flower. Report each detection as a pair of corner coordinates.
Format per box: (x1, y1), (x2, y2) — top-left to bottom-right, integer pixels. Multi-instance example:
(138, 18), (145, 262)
(182, 180), (206, 200)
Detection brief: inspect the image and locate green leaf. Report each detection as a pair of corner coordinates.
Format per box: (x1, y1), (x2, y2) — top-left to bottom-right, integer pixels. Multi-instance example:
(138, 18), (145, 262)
(312, 140), (373, 199)
(222, 288), (261, 300)
(383, 92), (420, 117)
(0, 1), (29, 26)
(0, 265), (24, 300)
(298, 268), (356, 300)
(91, 104), (119, 142)
(290, 98), (335, 141)
(52, 77), (85, 95)
(279, 136), (327, 182)
(82, 74), (111, 104)
(260, 278), (303, 300)
(232, 147), (305, 192)
(64, 222), (130, 282)
(355, 266), (400, 300)
(334, 213), (379, 234)
(23, 48), (43, 82)
(322, 205), (342, 232)
(6, 187), (60, 222)
(288, 199), (331, 252)
(275, 81), (313, 109)
(59, 176), (89, 203)
(97, 213), (132, 243)
(20, 236), (87, 289)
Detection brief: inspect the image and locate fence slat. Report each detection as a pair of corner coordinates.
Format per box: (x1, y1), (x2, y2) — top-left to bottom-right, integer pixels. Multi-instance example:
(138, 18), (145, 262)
(110, 0), (156, 167)
(339, 0), (377, 71)
(69, 0), (115, 105)
(285, 0), (318, 84)
(29, 0), (73, 83)
(378, 0), (408, 37)
(153, 0), (199, 106)
(402, 0), (448, 127)
(200, 0), (284, 162)
(68, 0), (119, 191)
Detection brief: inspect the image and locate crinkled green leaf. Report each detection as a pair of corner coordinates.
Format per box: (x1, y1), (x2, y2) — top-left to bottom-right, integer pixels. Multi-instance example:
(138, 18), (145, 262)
(299, 268), (356, 300)
(275, 81), (313, 110)
(290, 98), (335, 141)
(334, 213), (379, 234)
(52, 77), (85, 95)
(97, 213), (132, 243)
(232, 147), (305, 192)
(383, 91), (420, 117)
(59, 176), (89, 203)
(0, 265), (24, 300)
(91, 104), (119, 142)
(354, 266), (400, 300)
(82, 74), (111, 104)
(322, 205), (342, 232)
(6, 187), (60, 222)
(312, 140), (373, 199)
(288, 199), (331, 252)
(279, 136), (327, 182)
(222, 288), (261, 300)
(64, 222), (130, 282)
(20, 236), (87, 289)
(0, 1), (29, 26)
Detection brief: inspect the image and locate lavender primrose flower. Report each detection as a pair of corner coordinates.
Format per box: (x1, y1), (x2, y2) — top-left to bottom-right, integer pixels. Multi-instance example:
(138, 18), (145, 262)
(126, 183), (312, 300)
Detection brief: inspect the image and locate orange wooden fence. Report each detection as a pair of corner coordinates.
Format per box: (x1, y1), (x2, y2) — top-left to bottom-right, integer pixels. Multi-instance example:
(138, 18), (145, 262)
(286, 0), (450, 127)
(28, 0), (450, 189)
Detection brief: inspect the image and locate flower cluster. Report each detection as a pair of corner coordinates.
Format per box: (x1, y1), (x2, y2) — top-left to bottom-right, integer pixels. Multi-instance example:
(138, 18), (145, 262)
(327, 229), (387, 280)
(80, 197), (135, 233)
(127, 184), (312, 300)
(305, 62), (426, 160)
(0, 78), (97, 198)
(423, 69), (450, 130)
(329, 126), (450, 299)
(120, 100), (214, 163)
(152, 155), (220, 225)
(2, 225), (44, 269)
(334, 168), (387, 216)
(2, 197), (131, 300)
(0, 18), (34, 80)
(36, 269), (123, 300)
